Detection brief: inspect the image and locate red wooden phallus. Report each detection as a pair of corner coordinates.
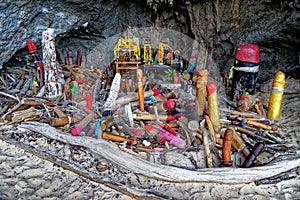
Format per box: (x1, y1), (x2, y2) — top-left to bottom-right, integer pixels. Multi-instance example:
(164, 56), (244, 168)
(235, 44), (260, 64)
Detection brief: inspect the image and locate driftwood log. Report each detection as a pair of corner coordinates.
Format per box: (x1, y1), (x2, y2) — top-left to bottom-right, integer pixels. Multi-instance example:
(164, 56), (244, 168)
(15, 121), (300, 184)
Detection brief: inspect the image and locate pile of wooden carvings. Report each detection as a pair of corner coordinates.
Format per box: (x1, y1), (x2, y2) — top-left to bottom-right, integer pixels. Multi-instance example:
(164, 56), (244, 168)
(0, 49), (299, 184)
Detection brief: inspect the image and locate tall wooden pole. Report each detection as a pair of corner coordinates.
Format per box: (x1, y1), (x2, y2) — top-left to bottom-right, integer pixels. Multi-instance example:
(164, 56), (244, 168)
(137, 69), (144, 111)
(42, 28), (62, 98)
(195, 69), (208, 116)
(206, 82), (221, 133)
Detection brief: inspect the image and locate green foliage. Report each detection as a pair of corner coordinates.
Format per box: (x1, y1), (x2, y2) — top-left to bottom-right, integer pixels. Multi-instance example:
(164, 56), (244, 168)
(164, 69), (176, 82)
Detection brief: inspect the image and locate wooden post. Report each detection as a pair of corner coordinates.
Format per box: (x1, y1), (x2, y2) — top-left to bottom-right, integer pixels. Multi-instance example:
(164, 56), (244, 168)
(267, 71), (285, 120)
(237, 117), (278, 131)
(103, 73), (121, 109)
(195, 69), (208, 116)
(206, 82), (221, 133)
(71, 113), (94, 136)
(50, 116), (81, 127)
(42, 28), (62, 98)
(204, 115), (216, 142)
(103, 132), (137, 145)
(137, 69), (144, 111)
(243, 142), (265, 168)
(202, 128), (213, 168)
(222, 127), (234, 166)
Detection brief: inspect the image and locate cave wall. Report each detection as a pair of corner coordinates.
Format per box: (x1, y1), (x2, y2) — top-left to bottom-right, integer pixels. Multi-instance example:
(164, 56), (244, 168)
(0, 0), (153, 68)
(148, 0), (299, 75)
(183, 0), (300, 74)
(0, 0), (299, 76)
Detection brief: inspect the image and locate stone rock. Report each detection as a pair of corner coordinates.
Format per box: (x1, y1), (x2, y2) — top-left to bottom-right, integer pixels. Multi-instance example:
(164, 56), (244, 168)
(0, 0), (299, 76)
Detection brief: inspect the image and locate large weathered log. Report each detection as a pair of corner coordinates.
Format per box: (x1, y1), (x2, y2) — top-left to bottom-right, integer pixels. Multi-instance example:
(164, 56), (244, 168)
(0, 131), (139, 199)
(18, 121), (300, 184)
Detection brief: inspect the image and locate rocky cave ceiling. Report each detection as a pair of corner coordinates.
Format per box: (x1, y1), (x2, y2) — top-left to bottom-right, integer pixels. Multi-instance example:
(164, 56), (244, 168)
(0, 0), (299, 79)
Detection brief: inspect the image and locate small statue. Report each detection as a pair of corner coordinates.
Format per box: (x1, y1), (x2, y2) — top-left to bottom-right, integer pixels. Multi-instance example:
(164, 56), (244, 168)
(230, 44), (260, 102)
(236, 93), (256, 112)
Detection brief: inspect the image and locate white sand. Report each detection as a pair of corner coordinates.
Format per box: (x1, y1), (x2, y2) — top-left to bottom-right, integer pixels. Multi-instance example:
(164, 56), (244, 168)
(1, 139), (299, 199)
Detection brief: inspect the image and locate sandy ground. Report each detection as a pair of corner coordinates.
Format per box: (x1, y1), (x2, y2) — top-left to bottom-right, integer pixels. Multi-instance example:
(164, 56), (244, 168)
(0, 93), (300, 199)
(0, 139), (133, 200)
(0, 139), (299, 200)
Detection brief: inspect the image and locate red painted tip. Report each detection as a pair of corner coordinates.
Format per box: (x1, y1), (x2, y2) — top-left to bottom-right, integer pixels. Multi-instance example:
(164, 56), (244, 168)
(71, 126), (83, 136)
(144, 124), (155, 133)
(86, 93), (92, 109)
(152, 89), (160, 96)
(26, 40), (37, 52)
(235, 44), (260, 63)
(130, 128), (143, 136)
(163, 100), (176, 110)
(206, 82), (217, 97)
(159, 137), (168, 143)
(166, 116), (176, 122)
(198, 70), (209, 77)
(72, 77), (88, 84)
(174, 114), (183, 120)
(86, 93), (92, 100)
